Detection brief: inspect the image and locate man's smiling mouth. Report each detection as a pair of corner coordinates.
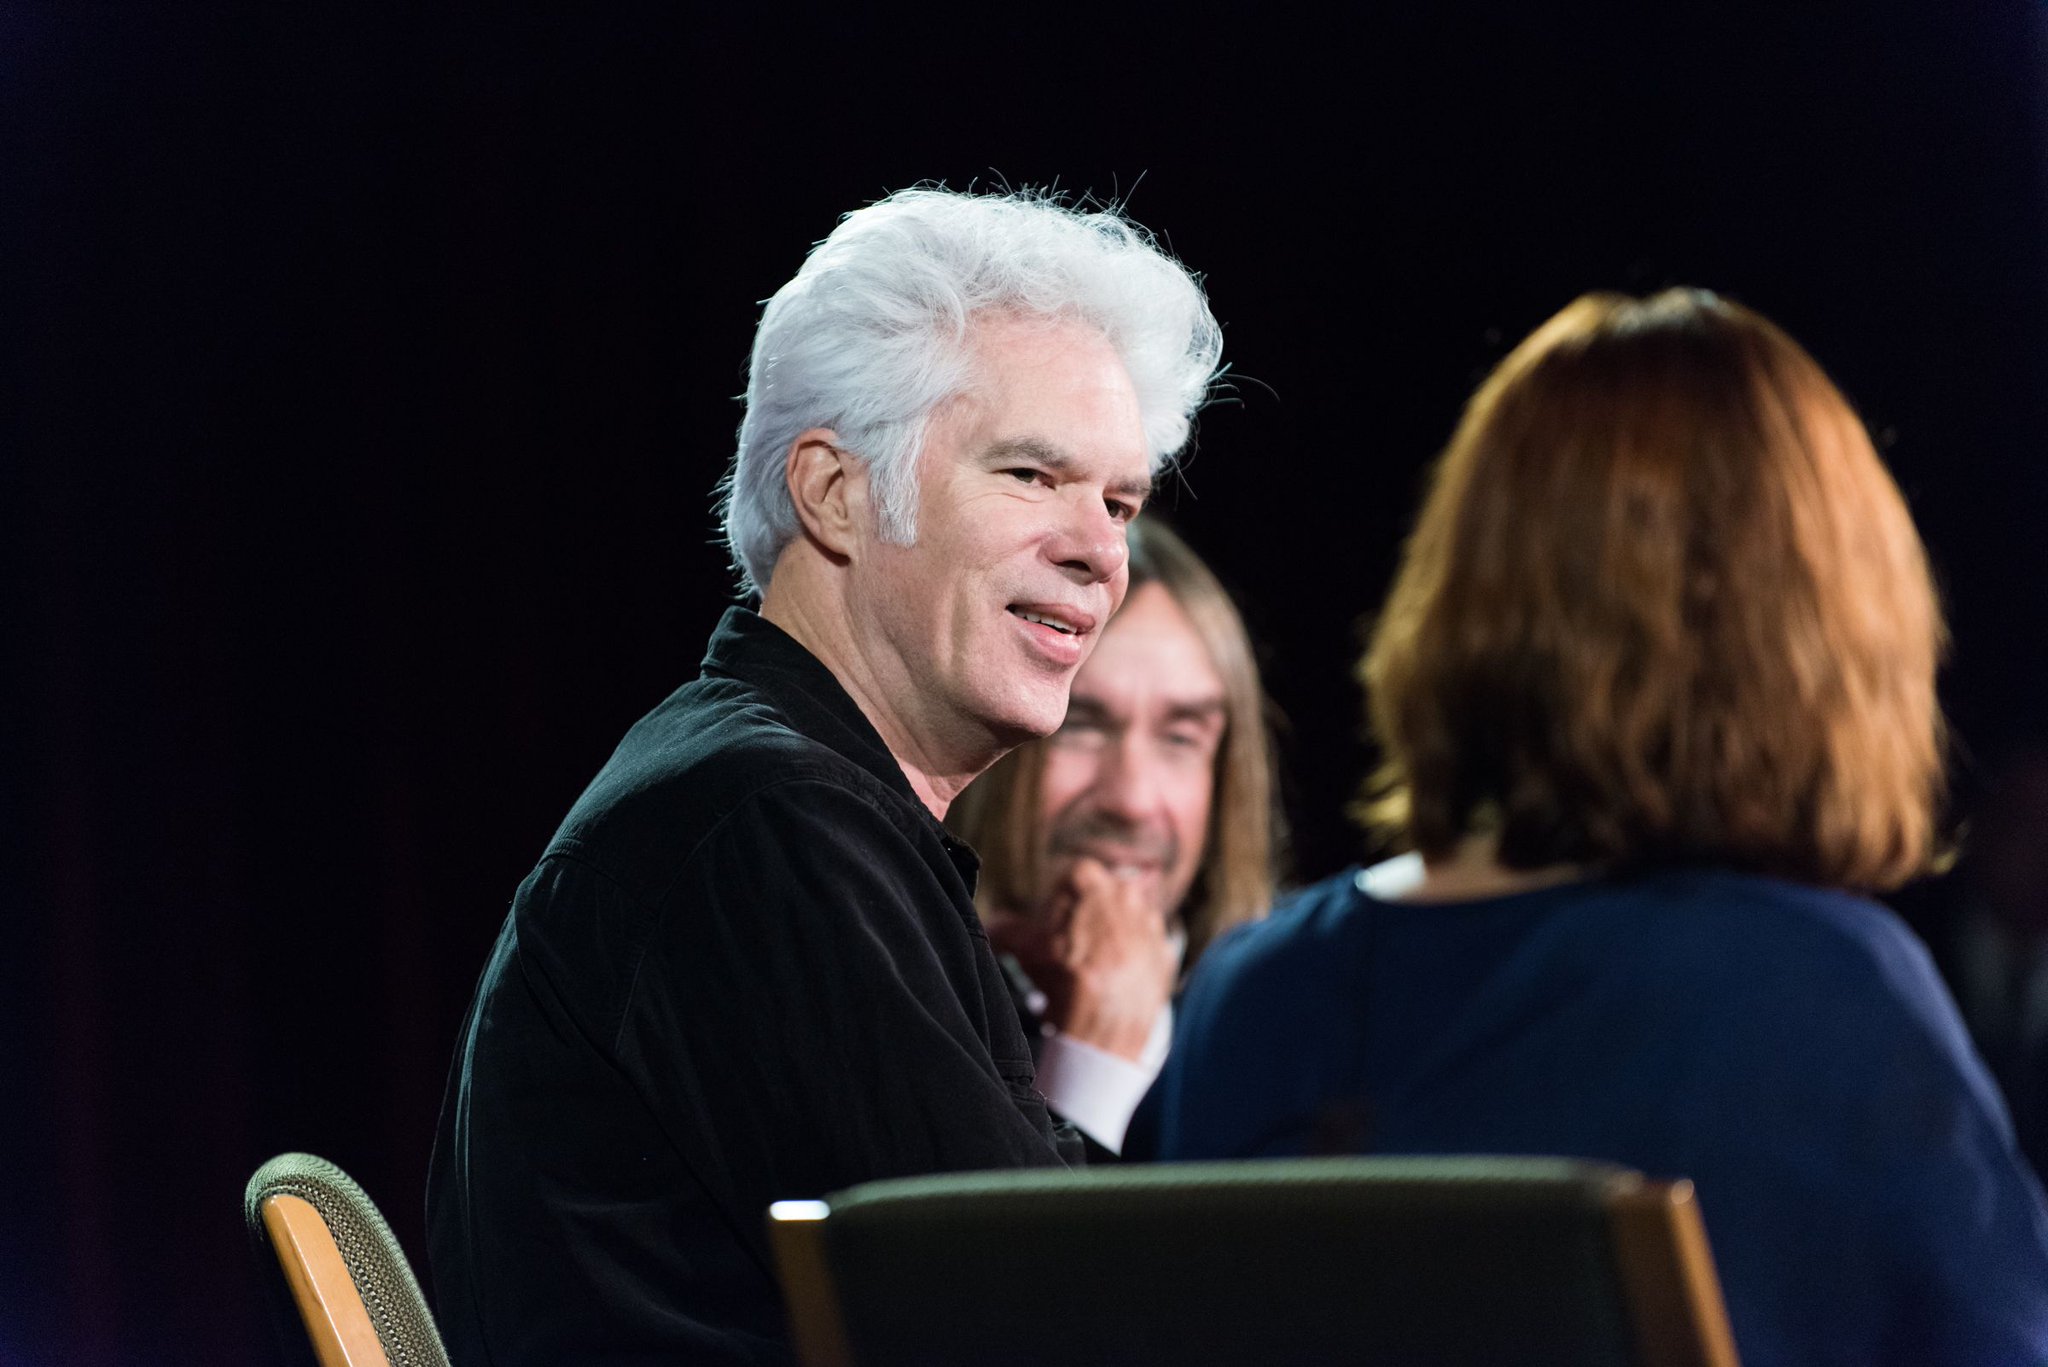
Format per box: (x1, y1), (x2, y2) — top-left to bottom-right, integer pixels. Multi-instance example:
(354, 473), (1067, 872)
(1012, 609), (1079, 635)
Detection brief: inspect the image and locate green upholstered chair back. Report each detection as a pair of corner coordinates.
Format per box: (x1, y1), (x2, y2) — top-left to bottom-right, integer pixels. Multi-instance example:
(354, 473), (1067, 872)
(768, 1155), (1739, 1367)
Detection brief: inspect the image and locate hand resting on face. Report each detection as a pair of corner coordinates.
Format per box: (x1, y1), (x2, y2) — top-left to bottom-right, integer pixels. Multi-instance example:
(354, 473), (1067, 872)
(983, 856), (1178, 1062)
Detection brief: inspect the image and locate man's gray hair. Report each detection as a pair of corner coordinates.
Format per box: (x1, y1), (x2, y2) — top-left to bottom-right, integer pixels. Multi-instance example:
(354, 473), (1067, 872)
(719, 187), (1224, 595)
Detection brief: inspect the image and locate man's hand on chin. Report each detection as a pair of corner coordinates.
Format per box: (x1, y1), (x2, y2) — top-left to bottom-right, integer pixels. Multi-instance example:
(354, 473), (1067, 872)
(984, 857), (1178, 1063)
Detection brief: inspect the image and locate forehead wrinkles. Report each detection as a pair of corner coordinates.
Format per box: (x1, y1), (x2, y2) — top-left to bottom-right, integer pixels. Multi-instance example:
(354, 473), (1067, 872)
(915, 387), (990, 466)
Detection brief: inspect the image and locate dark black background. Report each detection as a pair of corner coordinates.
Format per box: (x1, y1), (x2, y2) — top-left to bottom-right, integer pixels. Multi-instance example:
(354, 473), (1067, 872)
(8, 4), (2047, 1364)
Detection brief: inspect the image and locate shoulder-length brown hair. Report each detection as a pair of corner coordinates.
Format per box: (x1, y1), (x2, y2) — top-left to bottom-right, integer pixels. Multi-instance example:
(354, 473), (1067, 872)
(1362, 288), (1945, 891)
(949, 517), (1283, 965)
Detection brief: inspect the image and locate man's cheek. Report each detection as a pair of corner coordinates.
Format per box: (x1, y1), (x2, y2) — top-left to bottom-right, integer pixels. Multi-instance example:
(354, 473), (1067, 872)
(1029, 849), (1083, 912)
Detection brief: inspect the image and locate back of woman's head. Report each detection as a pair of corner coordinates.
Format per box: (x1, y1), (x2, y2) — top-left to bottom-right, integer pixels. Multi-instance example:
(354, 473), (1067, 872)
(1363, 288), (1945, 890)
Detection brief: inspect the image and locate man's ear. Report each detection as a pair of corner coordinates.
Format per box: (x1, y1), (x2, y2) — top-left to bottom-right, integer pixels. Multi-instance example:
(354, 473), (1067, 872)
(785, 428), (866, 559)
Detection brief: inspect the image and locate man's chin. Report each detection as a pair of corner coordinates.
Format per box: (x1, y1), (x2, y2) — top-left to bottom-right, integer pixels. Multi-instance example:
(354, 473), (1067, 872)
(983, 695), (1071, 750)
(984, 718), (1056, 761)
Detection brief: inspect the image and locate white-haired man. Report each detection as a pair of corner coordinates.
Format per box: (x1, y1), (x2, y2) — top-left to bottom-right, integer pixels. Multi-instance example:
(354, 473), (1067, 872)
(427, 189), (1221, 1366)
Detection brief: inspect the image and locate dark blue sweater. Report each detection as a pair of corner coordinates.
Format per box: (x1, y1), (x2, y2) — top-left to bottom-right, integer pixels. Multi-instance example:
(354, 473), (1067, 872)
(1131, 866), (2048, 1366)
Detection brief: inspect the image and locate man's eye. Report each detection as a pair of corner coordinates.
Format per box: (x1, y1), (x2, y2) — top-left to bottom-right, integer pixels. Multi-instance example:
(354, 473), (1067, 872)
(1106, 499), (1138, 523)
(1004, 468), (1045, 486)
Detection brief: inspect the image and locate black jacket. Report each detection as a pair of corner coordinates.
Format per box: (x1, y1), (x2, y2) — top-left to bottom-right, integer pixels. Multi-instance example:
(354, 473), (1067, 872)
(428, 607), (1074, 1366)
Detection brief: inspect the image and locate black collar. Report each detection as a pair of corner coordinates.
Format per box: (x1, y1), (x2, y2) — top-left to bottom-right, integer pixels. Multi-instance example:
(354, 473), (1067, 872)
(699, 606), (926, 811)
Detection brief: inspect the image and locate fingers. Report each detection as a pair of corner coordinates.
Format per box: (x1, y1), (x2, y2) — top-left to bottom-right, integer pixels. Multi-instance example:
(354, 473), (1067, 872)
(998, 858), (1175, 992)
(1039, 861), (1178, 1059)
(1068, 856), (1116, 896)
(1067, 857), (1165, 934)
(976, 857), (1178, 1060)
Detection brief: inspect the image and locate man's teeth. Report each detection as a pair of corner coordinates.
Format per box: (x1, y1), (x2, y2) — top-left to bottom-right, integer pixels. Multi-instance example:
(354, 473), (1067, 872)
(1015, 610), (1076, 635)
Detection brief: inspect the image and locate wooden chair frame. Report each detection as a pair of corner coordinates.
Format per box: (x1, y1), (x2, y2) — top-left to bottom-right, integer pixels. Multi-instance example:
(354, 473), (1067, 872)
(259, 1191), (396, 1367)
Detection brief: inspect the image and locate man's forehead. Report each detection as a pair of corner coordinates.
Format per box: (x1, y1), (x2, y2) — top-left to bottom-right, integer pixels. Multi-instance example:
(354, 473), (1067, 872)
(1072, 585), (1223, 692)
(1070, 676), (1226, 706)
(957, 312), (1149, 468)
(1070, 660), (1227, 715)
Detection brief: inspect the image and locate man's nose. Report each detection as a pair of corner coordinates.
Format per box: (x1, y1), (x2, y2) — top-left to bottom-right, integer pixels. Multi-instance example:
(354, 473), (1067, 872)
(1048, 495), (1130, 585)
(1091, 731), (1159, 819)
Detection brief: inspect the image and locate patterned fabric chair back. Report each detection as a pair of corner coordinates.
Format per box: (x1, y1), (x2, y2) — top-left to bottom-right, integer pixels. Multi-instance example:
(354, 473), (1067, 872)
(245, 1151), (451, 1367)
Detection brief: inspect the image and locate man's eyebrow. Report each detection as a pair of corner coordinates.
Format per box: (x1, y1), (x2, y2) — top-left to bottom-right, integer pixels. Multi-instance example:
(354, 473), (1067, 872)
(1162, 698), (1227, 725)
(984, 437), (1154, 502)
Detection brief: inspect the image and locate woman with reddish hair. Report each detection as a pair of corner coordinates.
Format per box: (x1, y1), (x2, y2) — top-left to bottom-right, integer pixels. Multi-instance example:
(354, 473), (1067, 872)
(1134, 290), (2048, 1365)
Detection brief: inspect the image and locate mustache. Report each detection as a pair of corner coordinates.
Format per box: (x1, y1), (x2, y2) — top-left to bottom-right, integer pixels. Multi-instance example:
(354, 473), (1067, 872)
(1046, 815), (1177, 868)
